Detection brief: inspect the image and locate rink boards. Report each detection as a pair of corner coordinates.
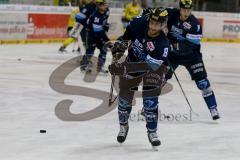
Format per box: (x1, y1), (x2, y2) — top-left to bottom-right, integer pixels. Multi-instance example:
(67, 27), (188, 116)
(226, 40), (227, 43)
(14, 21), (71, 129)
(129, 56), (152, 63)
(0, 5), (240, 44)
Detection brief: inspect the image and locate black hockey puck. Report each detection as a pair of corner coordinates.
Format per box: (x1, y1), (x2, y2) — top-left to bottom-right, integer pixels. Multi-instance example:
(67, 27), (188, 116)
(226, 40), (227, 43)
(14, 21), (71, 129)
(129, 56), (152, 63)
(40, 130), (46, 133)
(17, 58), (22, 61)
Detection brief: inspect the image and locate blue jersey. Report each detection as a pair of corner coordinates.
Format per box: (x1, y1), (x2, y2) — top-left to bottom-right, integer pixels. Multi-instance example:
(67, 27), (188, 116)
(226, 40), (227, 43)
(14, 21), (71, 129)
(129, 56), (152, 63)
(118, 16), (170, 65)
(86, 8), (110, 42)
(167, 8), (202, 55)
(75, 3), (96, 26)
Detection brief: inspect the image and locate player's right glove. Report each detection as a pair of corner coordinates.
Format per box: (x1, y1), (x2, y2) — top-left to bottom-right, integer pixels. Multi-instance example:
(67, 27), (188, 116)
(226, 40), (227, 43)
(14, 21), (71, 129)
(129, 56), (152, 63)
(111, 40), (128, 61)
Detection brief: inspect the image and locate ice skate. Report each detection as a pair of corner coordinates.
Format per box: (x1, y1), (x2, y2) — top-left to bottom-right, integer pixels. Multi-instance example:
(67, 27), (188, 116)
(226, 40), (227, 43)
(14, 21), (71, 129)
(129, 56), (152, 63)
(210, 108), (220, 120)
(148, 132), (161, 148)
(117, 124), (129, 144)
(59, 46), (67, 53)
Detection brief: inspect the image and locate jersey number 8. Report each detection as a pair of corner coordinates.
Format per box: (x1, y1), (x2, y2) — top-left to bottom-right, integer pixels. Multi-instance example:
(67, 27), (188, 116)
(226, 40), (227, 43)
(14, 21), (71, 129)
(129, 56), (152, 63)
(163, 48), (169, 57)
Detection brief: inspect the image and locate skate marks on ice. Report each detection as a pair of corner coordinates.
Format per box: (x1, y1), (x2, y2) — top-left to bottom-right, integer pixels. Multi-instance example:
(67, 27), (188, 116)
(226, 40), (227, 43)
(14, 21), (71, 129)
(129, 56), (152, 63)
(49, 56), (173, 121)
(70, 142), (161, 158)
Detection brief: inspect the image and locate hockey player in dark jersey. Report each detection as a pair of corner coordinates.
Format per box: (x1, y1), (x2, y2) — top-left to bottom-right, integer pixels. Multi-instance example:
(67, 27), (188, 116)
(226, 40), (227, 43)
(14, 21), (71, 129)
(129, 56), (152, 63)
(59, 0), (96, 53)
(166, 0), (220, 120)
(80, 0), (111, 73)
(109, 8), (170, 147)
(75, 0), (97, 48)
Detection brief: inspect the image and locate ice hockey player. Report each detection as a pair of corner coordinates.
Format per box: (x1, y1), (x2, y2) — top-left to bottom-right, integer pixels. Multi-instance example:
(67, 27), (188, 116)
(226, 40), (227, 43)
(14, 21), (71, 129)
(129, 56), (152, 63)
(166, 0), (220, 120)
(67, 8), (79, 38)
(59, 0), (96, 53)
(109, 8), (170, 148)
(80, 0), (110, 73)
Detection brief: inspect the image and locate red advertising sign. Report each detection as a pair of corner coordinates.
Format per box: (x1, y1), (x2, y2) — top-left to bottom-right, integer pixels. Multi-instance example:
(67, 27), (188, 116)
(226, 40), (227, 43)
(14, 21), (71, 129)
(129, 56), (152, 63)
(27, 14), (69, 39)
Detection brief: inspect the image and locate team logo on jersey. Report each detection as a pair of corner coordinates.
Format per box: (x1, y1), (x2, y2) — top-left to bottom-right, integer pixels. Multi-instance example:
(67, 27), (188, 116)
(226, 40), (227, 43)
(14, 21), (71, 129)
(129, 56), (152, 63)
(147, 41), (155, 51)
(183, 22), (192, 30)
(94, 17), (100, 23)
(82, 8), (87, 13)
(134, 39), (143, 49)
(171, 26), (183, 34)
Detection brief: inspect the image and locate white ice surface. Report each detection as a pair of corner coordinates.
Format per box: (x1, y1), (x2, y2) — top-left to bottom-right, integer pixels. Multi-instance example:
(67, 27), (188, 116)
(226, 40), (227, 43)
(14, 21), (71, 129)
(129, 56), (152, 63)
(0, 43), (240, 160)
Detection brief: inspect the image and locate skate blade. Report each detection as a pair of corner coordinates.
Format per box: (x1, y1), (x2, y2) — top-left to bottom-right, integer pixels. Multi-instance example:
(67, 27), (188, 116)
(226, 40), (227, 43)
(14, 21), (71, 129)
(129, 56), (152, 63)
(118, 143), (123, 146)
(98, 72), (108, 76)
(212, 115), (220, 121)
(152, 146), (159, 151)
(58, 50), (67, 54)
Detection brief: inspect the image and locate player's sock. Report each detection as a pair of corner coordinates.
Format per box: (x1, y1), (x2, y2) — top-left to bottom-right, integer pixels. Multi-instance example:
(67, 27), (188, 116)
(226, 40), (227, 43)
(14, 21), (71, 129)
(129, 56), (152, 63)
(196, 79), (220, 120)
(202, 90), (220, 120)
(117, 97), (132, 143)
(80, 55), (91, 69)
(63, 37), (76, 47)
(143, 97), (158, 133)
(118, 97), (132, 125)
(97, 49), (106, 71)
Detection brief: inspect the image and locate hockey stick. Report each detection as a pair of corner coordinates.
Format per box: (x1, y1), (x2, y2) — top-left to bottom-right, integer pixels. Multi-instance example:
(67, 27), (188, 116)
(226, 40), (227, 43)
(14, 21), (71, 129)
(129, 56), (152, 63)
(109, 73), (118, 106)
(106, 42), (118, 107)
(107, 40), (129, 106)
(108, 56), (119, 106)
(169, 64), (199, 117)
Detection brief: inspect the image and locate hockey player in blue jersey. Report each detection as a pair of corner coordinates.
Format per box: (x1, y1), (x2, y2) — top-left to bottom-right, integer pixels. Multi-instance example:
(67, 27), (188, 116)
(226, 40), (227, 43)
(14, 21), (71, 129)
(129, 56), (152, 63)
(166, 0), (220, 120)
(75, 0), (97, 48)
(109, 8), (170, 147)
(80, 0), (110, 73)
(59, 0), (97, 53)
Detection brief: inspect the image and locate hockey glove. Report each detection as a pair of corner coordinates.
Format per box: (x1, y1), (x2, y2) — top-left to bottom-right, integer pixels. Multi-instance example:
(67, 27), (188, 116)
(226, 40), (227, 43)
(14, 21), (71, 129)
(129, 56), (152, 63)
(111, 41), (128, 60)
(103, 41), (113, 52)
(145, 55), (164, 71)
(131, 45), (147, 61)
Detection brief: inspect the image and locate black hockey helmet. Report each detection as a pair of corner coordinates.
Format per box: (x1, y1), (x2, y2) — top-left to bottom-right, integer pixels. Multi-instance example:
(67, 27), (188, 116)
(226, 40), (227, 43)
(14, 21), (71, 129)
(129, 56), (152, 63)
(179, 0), (193, 9)
(149, 7), (168, 23)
